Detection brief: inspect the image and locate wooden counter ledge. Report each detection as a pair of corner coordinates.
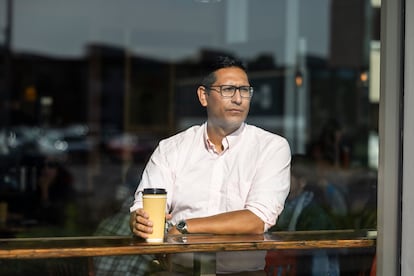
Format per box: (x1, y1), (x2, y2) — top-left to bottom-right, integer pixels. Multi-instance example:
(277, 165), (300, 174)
(0, 230), (376, 259)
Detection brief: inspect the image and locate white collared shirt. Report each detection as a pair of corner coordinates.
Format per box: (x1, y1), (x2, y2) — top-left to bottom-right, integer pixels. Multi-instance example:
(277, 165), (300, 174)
(130, 122), (291, 273)
(131, 122), (291, 230)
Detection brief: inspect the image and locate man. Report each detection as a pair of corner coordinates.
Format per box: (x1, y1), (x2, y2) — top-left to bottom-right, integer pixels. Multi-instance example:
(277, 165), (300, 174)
(130, 56), (291, 275)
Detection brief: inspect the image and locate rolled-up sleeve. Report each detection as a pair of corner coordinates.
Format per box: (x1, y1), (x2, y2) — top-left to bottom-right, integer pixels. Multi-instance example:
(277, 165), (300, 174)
(245, 137), (291, 231)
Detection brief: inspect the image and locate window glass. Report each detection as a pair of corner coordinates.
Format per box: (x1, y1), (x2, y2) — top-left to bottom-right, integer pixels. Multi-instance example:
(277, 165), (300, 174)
(0, 0), (379, 273)
(0, 0), (380, 274)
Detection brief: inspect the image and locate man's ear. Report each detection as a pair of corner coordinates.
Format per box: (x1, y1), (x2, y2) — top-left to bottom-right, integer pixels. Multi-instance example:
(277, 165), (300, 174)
(197, 86), (208, 107)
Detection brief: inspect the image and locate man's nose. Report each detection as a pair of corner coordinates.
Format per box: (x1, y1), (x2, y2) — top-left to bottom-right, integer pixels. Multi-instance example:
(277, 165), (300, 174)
(231, 88), (243, 104)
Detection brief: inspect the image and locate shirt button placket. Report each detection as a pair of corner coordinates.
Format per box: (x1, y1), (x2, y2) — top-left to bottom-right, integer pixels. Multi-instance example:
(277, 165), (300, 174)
(208, 155), (224, 214)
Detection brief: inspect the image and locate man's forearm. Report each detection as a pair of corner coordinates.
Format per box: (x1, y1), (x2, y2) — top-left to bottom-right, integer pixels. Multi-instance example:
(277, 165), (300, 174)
(183, 209), (264, 235)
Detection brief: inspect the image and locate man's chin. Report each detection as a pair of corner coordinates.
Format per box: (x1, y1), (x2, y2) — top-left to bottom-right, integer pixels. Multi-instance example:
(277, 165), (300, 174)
(220, 119), (244, 131)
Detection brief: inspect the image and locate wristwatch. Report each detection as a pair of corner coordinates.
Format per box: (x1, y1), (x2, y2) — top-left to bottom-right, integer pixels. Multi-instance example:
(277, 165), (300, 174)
(176, 220), (189, 234)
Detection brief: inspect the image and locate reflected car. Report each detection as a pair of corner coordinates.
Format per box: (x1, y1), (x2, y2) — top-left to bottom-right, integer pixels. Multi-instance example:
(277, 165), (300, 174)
(104, 132), (157, 162)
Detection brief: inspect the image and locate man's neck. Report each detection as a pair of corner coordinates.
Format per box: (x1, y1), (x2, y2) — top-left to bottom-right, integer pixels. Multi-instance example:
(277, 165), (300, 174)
(206, 122), (241, 151)
(206, 128), (226, 153)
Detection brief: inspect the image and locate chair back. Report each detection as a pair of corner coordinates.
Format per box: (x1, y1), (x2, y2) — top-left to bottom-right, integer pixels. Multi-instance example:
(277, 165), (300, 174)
(265, 250), (297, 276)
(370, 255), (376, 276)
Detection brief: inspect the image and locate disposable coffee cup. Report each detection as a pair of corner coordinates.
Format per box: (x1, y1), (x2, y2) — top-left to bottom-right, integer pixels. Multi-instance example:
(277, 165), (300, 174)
(142, 188), (167, 243)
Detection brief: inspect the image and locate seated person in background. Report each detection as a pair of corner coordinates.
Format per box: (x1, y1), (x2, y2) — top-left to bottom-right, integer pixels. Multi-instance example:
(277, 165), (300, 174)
(28, 155), (75, 226)
(307, 118), (350, 217)
(266, 155), (339, 276)
(93, 156), (156, 276)
(130, 55), (291, 275)
(270, 155), (334, 232)
(93, 196), (154, 276)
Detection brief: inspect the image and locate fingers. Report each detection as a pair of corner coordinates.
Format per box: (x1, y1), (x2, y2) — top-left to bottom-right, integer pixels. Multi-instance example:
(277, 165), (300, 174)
(136, 208), (150, 220)
(132, 209), (154, 238)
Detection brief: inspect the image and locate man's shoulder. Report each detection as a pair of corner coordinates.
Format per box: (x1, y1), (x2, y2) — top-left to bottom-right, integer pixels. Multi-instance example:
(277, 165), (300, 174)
(245, 124), (288, 144)
(159, 125), (203, 147)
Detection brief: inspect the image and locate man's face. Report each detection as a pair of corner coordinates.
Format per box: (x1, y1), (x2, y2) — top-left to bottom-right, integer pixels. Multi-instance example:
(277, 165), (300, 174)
(198, 67), (251, 132)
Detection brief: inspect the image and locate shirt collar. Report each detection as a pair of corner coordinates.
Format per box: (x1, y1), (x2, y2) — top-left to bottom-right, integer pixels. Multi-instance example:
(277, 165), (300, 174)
(203, 122), (245, 154)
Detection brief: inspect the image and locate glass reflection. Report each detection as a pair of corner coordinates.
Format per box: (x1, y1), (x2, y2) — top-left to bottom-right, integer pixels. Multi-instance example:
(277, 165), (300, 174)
(0, 0), (379, 260)
(0, 0), (378, 274)
(0, 0), (378, 234)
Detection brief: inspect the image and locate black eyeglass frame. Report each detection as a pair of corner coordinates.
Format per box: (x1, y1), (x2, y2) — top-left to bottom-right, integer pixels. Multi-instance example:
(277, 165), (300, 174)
(205, 85), (254, 98)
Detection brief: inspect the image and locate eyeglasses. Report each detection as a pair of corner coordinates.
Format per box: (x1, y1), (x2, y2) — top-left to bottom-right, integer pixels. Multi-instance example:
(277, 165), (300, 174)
(207, 85), (254, 98)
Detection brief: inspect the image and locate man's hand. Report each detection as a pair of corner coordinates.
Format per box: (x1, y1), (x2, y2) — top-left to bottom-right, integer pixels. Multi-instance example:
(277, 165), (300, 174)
(130, 208), (153, 239)
(130, 209), (173, 238)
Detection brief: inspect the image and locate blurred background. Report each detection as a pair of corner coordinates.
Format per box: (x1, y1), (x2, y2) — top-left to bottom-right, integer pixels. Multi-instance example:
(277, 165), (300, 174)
(0, 0), (379, 239)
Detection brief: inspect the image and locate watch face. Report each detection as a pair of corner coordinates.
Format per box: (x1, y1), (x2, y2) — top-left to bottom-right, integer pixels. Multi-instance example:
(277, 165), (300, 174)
(177, 220), (187, 233)
(177, 221), (185, 229)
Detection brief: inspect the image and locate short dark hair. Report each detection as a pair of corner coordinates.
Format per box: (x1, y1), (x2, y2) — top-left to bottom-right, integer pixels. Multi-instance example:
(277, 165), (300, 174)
(200, 56), (247, 87)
